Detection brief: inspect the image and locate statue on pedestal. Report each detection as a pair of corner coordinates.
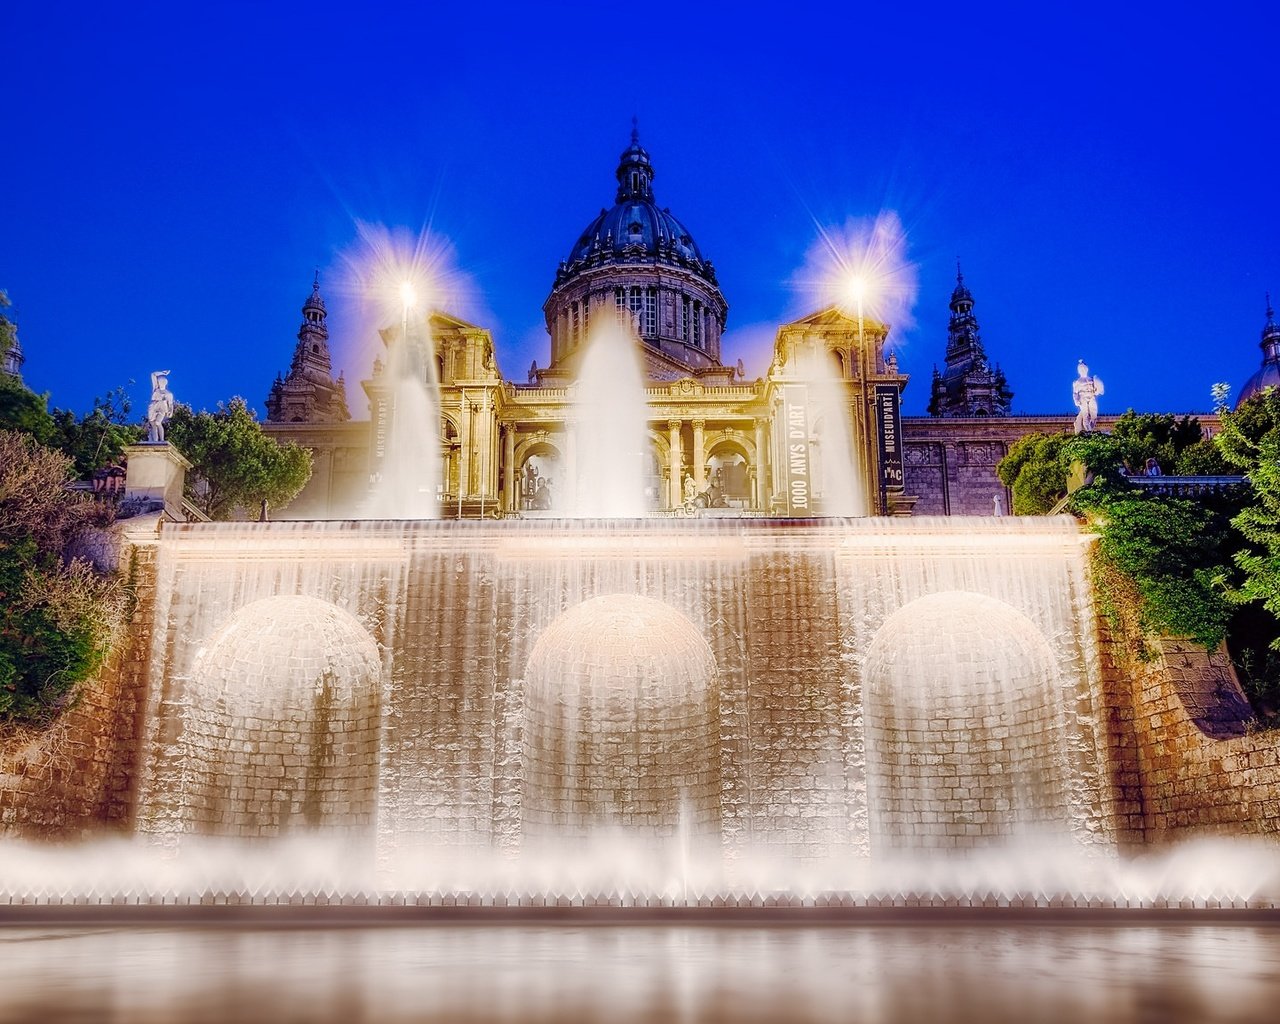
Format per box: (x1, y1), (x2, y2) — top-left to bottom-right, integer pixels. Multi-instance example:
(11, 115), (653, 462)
(146, 370), (175, 443)
(1072, 360), (1103, 434)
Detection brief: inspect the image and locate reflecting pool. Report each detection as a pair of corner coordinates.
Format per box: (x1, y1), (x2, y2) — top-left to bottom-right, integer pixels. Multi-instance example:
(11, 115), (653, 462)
(1, 924), (1278, 1024)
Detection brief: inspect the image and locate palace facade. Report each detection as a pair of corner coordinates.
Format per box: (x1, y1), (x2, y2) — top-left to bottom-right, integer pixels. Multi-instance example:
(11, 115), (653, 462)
(259, 131), (1208, 519)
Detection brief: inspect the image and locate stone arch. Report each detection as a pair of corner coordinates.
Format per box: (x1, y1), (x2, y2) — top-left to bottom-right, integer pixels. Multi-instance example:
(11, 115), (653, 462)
(515, 437), (564, 511)
(705, 436), (755, 503)
(520, 594), (721, 841)
(862, 591), (1075, 851)
(164, 596), (382, 838)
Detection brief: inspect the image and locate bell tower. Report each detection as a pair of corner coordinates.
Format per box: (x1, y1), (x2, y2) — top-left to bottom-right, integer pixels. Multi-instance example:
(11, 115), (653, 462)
(266, 275), (351, 424)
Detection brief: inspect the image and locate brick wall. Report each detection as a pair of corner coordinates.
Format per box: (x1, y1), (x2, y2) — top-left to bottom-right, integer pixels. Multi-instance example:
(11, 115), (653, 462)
(0, 520), (160, 837)
(1098, 625), (1280, 840)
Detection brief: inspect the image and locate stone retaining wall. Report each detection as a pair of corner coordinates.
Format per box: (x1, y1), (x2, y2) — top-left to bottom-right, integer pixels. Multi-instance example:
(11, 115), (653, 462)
(0, 520), (159, 837)
(1099, 628), (1280, 840)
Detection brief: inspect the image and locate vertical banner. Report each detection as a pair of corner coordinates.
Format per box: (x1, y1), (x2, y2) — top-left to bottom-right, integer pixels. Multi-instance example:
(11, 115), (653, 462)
(875, 384), (905, 512)
(782, 383), (811, 515)
(370, 391), (390, 485)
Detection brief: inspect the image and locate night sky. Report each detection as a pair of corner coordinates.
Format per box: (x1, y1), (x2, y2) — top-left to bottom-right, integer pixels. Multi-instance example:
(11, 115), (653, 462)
(3, 2), (1278, 420)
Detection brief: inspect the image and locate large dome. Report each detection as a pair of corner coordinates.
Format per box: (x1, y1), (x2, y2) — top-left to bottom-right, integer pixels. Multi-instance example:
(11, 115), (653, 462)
(541, 126), (730, 379)
(567, 200), (706, 269)
(553, 128), (717, 288)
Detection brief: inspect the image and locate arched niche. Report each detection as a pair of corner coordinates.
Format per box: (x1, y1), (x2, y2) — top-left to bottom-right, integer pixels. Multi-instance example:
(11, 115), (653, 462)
(520, 594), (721, 841)
(862, 591), (1078, 851)
(158, 596), (383, 839)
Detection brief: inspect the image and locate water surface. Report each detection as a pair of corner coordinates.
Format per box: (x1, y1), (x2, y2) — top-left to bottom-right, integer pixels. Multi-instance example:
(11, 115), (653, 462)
(1, 924), (1278, 1023)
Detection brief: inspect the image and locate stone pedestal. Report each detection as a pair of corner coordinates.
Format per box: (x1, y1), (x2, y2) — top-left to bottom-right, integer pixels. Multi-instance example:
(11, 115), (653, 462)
(124, 443), (191, 521)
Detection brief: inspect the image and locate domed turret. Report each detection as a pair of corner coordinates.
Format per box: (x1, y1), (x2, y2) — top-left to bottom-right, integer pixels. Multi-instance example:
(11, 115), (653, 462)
(1237, 295), (1280, 407)
(542, 123), (729, 381)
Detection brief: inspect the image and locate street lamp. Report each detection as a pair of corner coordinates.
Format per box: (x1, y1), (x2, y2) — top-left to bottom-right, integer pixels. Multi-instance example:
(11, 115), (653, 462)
(400, 280), (417, 347)
(844, 274), (868, 353)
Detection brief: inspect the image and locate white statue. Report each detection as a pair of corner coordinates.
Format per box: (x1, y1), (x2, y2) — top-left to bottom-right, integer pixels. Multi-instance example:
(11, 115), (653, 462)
(146, 370), (175, 443)
(1072, 360), (1104, 434)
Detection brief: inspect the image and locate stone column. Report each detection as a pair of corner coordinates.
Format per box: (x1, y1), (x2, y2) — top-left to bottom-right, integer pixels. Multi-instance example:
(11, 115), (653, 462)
(667, 419), (682, 508)
(564, 421), (577, 509)
(692, 419), (706, 490)
(754, 418), (770, 512)
(458, 398), (471, 498)
(503, 426), (516, 512)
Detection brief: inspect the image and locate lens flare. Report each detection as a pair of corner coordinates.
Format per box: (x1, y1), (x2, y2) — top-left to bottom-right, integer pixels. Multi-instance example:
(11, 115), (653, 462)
(330, 220), (484, 379)
(792, 210), (920, 344)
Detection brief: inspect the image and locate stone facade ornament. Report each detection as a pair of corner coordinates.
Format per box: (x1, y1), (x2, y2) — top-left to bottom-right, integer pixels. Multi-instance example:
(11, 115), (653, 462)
(1072, 360), (1104, 434)
(146, 370), (175, 443)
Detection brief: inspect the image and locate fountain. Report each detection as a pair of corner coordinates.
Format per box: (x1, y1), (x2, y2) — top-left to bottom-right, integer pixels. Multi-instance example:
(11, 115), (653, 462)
(568, 320), (650, 517)
(363, 315), (442, 518)
(3, 510), (1276, 914)
(4, 482), (1280, 1022)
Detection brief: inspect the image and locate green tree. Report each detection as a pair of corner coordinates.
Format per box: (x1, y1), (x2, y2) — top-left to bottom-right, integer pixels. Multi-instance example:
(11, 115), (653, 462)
(166, 397), (312, 520)
(1082, 492), (1235, 648)
(1216, 392), (1280, 647)
(0, 431), (127, 726)
(996, 432), (1070, 514)
(50, 386), (144, 477)
(0, 374), (55, 444)
(1110, 410), (1207, 474)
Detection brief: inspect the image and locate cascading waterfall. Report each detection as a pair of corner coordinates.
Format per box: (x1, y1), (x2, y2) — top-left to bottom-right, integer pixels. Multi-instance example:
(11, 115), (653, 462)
(5, 516), (1278, 908)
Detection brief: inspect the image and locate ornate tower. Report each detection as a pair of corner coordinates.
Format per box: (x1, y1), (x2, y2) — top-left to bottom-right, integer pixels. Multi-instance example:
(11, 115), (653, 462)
(1236, 295), (1280, 407)
(266, 276), (351, 424)
(541, 123), (730, 383)
(0, 293), (22, 381)
(928, 267), (1012, 417)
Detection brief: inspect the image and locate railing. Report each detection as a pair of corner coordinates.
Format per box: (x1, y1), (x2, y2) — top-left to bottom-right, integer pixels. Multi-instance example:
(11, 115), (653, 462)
(1127, 475), (1247, 497)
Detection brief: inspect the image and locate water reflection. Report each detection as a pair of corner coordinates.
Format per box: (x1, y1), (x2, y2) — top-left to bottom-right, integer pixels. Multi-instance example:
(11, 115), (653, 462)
(1, 925), (1278, 1024)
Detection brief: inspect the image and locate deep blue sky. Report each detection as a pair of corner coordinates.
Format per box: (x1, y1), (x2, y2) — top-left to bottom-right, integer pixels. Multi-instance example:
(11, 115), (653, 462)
(3, 2), (1278, 419)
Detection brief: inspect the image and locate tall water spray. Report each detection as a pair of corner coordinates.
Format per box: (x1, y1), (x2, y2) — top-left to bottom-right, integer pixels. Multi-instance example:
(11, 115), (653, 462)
(365, 320), (441, 518)
(570, 320), (650, 517)
(807, 354), (866, 516)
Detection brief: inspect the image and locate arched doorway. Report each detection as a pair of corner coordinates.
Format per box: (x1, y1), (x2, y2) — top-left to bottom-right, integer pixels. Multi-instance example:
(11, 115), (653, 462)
(706, 439), (752, 508)
(517, 440), (564, 511)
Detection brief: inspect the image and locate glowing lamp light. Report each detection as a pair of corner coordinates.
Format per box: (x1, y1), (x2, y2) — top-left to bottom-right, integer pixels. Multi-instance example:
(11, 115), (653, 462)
(845, 274), (869, 308)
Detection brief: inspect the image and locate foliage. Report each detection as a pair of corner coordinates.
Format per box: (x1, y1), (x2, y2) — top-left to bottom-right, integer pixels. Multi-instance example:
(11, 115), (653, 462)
(0, 371), (141, 478)
(166, 397), (312, 520)
(1201, 389), (1280, 722)
(996, 433), (1070, 514)
(1215, 386), (1280, 472)
(995, 414), (1259, 709)
(1109, 410), (1207, 474)
(0, 431), (128, 726)
(1080, 492), (1234, 648)
(0, 431), (101, 550)
(49, 386), (144, 477)
(0, 374), (55, 445)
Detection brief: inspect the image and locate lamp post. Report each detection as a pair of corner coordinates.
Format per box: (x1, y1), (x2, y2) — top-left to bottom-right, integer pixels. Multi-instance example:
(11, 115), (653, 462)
(400, 280), (416, 351)
(845, 275), (867, 359)
(478, 389), (488, 519)
(845, 274), (872, 514)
